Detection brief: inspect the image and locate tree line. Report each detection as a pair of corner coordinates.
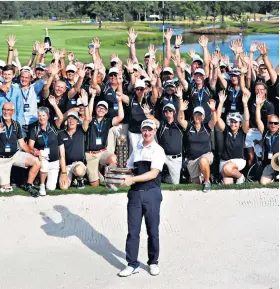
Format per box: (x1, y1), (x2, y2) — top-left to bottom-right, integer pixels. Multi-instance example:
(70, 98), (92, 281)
(0, 1), (278, 22)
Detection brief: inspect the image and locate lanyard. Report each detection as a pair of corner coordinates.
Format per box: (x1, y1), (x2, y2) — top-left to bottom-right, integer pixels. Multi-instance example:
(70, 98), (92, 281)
(231, 87), (240, 103)
(94, 119), (104, 137)
(20, 87), (31, 102)
(5, 124), (13, 140)
(111, 88), (117, 102)
(41, 124), (50, 148)
(0, 86), (13, 102)
(197, 87), (205, 106)
(269, 133), (278, 152)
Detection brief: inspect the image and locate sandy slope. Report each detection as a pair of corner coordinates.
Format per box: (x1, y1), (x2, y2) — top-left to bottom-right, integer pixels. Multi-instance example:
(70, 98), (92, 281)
(0, 188), (278, 289)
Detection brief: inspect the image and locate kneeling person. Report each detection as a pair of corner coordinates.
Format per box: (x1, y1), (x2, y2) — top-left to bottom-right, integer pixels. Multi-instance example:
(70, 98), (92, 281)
(59, 108), (90, 190)
(84, 97), (124, 186)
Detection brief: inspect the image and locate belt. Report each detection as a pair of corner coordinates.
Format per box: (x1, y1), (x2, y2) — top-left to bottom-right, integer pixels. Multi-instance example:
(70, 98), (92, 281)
(86, 148), (107, 155)
(168, 153), (182, 159)
(0, 154), (14, 158)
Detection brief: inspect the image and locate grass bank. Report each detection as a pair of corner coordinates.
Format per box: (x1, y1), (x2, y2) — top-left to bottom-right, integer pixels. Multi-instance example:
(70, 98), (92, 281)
(0, 182), (278, 197)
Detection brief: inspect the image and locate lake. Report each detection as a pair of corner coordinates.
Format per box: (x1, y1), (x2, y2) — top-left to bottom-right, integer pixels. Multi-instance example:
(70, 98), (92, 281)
(148, 24), (279, 67)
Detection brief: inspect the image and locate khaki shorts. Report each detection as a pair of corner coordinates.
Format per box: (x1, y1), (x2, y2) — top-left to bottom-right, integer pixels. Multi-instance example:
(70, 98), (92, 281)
(187, 152), (214, 180)
(0, 151), (29, 186)
(59, 161), (86, 185)
(85, 151), (113, 182)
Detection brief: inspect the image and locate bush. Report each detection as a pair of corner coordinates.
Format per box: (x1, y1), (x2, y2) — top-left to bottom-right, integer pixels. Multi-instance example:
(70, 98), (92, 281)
(200, 21), (205, 27)
(220, 22), (227, 29)
(240, 16), (248, 28)
(124, 13), (133, 29)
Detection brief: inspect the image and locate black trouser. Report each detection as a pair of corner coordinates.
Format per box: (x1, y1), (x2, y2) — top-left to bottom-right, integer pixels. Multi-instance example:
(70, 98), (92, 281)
(125, 187), (162, 268)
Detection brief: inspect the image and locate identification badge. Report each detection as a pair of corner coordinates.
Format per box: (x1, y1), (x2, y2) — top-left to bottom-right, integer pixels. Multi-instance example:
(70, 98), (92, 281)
(54, 116), (58, 120)
(37, 96), (41, 103)
(24, 103), (30, 112)
(44, 147), (50, 155)
(71, 99), (77, 105)
(268, 153), (273, 159)
(113, 103), (118, 110)
(222, 107), (225, 113)
(5, 144), (11, 153)
(96, 137), (102, 145)
(231, 104), (236, 110)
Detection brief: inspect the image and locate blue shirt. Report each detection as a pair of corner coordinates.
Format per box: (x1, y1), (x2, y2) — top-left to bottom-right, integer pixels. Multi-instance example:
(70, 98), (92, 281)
(0, 83), (24, 126)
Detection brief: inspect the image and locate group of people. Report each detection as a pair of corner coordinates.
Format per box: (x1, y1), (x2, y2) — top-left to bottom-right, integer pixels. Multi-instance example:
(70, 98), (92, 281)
(0, 29), (279, 196)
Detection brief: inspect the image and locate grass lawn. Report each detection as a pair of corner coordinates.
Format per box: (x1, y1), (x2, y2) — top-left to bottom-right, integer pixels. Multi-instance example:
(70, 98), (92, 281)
(0, 182), (278, 197)
(0, 21), (163, 66)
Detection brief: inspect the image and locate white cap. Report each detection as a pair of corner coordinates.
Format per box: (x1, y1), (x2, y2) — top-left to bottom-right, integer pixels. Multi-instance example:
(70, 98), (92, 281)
(135, 79), (145, 89)
(0, 60), (6, 67)
(226, 112), (243, 125)
(229, 68), (241, 76)
(12, 61), (18, 68)
(133, 64), (140, 71)
(194, 68), (206, 76)
(163, 103), (176, 112)
(20, 66), (34, 77)
(141, 119), (156, 130)
(258, 60), (265, 66)
(253, 61), (259, 67)
(108, 67), (119, 75)
(111, 57), (119, 63)
(96, 100), (108, 110)
(36, 63), (46, 70)
(66, 64), (77, 72)
(67, 111), (79, 120)
(193, 106), (205, 116)
(144, 52), (156, 59)
(192, 55), (204, 64)
(85, 63), (95, 70)
(163, 67), (174, 74)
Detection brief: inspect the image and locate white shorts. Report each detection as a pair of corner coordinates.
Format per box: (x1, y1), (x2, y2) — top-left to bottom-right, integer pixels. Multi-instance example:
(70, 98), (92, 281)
(40, 159), (60, 191)
(245, 128), (262, 156)
(219, 158), (246, 173)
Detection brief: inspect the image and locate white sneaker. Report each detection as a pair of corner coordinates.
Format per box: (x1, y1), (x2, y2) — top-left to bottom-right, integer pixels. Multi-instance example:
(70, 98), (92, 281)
(149, 264), (160, 276)
(118, 266), (139, 277)
(236, 174), (245, 185)
(98, 171), (105, 183)
(39, 184), (46, 196)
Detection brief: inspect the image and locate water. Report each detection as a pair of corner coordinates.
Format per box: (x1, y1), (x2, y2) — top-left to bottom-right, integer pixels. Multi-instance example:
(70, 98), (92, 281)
(149, 24), (279, 66)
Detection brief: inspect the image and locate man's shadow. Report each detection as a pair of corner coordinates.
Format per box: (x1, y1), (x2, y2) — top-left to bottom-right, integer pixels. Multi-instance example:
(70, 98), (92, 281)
(40, 205), (149, 272)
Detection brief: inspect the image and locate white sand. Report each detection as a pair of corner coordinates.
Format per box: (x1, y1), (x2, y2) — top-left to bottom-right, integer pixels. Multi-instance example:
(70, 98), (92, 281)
(0, 188), (278, 289)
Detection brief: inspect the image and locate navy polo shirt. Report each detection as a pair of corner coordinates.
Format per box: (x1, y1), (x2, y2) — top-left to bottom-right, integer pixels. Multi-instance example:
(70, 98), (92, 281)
(185, 122), (212, 160)
(249, 99), (274, 128)
(86, 117), (112, 151)
(155, 92), (179, 121)
(157, 121), (183, 155)
(58, 126), (86, 165)
(224, 82), (243, 115)
(29, 123), (62, 162)
(262, 129), (279, 166)
(221, 126), (246, 161)
(0, 119), (22, 156)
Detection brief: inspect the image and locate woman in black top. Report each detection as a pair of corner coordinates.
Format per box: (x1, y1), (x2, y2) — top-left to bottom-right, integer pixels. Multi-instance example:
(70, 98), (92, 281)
(217, 90), (250, 185)
(29, 102), (63, 195)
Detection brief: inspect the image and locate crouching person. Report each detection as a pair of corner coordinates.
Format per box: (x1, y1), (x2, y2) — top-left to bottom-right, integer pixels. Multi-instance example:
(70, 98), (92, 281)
(29, 104), (64, 196)
(216, 91), (250, 184)
(0, 102), (40, 196)
(59, 96), (90, 190)
(84, 94), (124, 187)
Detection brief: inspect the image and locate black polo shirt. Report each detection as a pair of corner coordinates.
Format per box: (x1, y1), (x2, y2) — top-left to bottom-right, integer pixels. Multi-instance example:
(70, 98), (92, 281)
(185, 122), (212, 160)
(262, 129), (279, 166)
(157, 120), (183, 155)
(128, 94), (154, 133)
(86, 117), (112, 151)
(249, 99), (274, 128)
(58, 126), (86, 165)
(189, 80), (215, 123)
(155, 92), (179, 121)
(29, 122), (62, 162)
(266, 76), (279, 116)
(224, 83), (243, 115)
(0, 119), (22, 156)
(221, 126), (246, 161)
(43, 92), (69, 120)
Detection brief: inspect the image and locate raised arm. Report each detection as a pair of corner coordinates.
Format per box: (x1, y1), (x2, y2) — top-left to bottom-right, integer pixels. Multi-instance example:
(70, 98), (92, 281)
(127, 28), (138, 63)
(13, 48), (21, 71)
(255, 94), (265, 135)
(93, 37), (102, 60)
(59, 48), (67, 79)
(48, 95), (64, 128)
(177, 98), (189, 130)
(240, 66), (250, 95)
(198, 35), (210, 78)
(209, 53), (219, 90)
(79, 89), (91, 131)
(207, 99), (217, 129)
(150, 74), (159, 105)
(241, 91), (250, 133)
(163, 28), (174, 68)
(88, 88), (96, 119)
(27, 41), (39, 67)
(68, 66), (85, 99)
(217, 90), (226, 131)
(112, 93), (124, 126)
(173, 55), (188, 91)
(36, 43), (46, 65)
(6, 35), (16, 65)
(258, 42), (277, 85)
(42, 64), (58, 99)
(174, 35), (183, 59)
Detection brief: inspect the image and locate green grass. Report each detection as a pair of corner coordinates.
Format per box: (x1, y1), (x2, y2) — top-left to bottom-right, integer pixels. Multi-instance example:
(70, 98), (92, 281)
(229, 21), (279, 34)
(0, 22), (162, 66)
(0, 182), (278, 197)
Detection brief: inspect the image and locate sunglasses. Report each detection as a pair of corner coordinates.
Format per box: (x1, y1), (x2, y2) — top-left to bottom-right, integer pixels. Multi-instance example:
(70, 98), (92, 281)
(164, 109), (173, 113)
(230, 119), (238, 124)
(269, 122), (279, 125)
(135, 87), (144, 91)
(109, 73), (118, 77)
